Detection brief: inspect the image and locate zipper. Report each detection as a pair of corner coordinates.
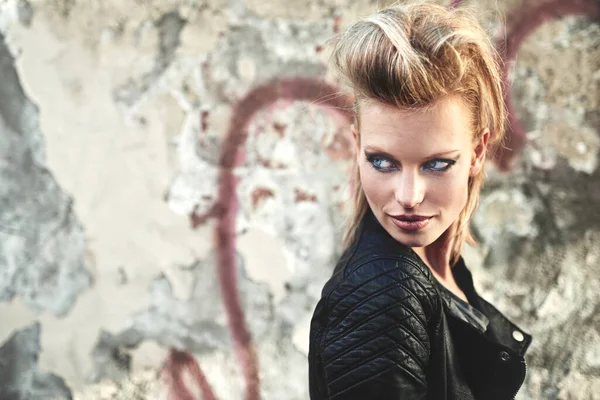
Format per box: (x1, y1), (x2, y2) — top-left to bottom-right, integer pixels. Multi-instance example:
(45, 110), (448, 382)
(445, 308), (528, 400)
(509, 358), (527, 400)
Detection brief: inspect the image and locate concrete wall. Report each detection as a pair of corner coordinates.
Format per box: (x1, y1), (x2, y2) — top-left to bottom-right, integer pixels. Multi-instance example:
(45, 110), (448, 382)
(0, 0), (598, 399)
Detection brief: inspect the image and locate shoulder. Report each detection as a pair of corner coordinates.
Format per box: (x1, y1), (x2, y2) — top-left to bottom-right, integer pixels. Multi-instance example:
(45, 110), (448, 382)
(308, 212), (445, 397)
(315, 211), (441, 342)
(323, 256), (439, 335)
(321, 211), (439, 317)
(310, 222), (440, 398)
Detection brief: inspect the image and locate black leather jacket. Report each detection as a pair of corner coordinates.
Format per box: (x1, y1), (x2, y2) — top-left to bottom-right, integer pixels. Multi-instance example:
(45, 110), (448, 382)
(308, 211), (532, 399)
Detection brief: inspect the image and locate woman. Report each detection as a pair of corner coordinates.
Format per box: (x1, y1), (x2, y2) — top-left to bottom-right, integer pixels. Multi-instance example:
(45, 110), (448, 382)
(308, 3), (532, 399)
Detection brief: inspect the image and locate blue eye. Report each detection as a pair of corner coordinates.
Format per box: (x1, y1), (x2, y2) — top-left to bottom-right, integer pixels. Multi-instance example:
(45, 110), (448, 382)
(366, 155), (395, 171)
(423, 159), (455, 172)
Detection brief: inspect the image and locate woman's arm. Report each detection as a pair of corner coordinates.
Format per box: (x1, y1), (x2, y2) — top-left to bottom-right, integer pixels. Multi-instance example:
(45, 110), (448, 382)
(318, 259), (433, 399)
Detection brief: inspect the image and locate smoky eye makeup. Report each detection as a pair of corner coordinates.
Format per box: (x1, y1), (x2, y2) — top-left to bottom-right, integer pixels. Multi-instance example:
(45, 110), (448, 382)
(364, 151), (397, 172)
(422, 157), (458, 172)
(364, 150), (459, 173)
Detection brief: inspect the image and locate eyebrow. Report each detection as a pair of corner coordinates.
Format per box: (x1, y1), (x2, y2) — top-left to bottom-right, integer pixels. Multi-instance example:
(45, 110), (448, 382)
(363, 146), (460, 160)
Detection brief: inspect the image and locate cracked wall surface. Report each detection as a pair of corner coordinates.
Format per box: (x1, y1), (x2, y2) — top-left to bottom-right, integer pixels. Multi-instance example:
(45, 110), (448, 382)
(0, 0), (599, 399)
(0, 30), (91, 317)
(0, 323), (72, 400)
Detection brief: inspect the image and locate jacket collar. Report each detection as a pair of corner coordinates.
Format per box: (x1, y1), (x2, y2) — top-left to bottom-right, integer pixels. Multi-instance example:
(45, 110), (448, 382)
(453, 259), (532, 356)
(357, 209), (533, 356)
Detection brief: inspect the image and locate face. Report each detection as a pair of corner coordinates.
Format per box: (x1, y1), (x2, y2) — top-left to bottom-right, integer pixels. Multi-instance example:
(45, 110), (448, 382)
(354, 96), (488, 250)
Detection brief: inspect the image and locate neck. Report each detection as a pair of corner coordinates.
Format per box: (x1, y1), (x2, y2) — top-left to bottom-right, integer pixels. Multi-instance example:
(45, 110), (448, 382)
(412, 245), (452, 279)
(411, 224), (469, 303)
(415, 221), (456, 272)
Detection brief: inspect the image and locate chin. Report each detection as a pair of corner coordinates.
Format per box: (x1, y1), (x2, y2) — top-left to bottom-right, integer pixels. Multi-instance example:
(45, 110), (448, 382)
(384, 224), (433, 249)
(397, 236), (431, 249)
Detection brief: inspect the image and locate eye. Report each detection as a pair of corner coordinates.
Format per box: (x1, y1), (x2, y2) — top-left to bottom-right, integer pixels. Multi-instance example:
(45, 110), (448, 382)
(366, 154), (396, 172)
(423, 159), (456, 172)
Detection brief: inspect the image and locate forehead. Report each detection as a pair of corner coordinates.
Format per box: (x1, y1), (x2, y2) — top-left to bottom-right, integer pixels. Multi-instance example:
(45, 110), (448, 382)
(358, 96), (473, 154)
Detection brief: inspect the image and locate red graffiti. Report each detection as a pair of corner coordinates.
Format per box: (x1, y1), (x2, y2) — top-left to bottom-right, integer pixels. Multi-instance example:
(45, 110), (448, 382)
(216, 78), (352, 399)
(165, 350), (218, 400)
(164, 0), (600, 398)
(495, 0), (600, 170)
(166, 77), (352, 399)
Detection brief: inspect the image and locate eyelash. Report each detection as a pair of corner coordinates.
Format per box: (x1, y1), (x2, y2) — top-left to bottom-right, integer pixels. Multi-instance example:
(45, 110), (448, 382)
(365, 153), (456, 173)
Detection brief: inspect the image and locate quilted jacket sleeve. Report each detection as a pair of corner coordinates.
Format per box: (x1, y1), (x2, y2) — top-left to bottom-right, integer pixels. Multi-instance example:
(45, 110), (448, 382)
(319, 259), (434, 399)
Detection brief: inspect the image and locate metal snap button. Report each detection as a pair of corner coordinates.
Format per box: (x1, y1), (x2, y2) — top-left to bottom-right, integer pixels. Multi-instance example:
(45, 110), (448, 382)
(499, 351), (510, 362)
(512, 330), (525, 342)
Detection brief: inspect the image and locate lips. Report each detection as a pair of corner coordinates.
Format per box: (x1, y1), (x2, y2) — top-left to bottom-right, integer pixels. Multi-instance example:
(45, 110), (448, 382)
(389, 214), (432, 232)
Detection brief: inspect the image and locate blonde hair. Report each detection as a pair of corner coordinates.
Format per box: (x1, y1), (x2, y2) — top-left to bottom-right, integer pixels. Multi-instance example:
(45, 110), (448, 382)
(333, 2), (505, 265)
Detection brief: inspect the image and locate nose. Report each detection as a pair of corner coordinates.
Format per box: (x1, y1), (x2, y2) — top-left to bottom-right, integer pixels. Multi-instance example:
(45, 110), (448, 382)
(394, 171), (425, 209)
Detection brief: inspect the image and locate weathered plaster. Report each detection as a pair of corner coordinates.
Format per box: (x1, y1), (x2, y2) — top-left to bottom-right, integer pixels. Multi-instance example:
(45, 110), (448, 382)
(0, 0), (599, 398)
(0, 323), (72, 400)
(0, 28), (91, 318)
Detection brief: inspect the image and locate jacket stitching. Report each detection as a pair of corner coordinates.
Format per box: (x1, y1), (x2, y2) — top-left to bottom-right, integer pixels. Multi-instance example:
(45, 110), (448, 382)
(324, 298), (404, 350)
(317, 245), (436, 396)
(328, 362), (425, 399)
(325, 254), (413, 300)
(327, 263), (402, 311)
(316, 299), (333, 399)
(323, 315), (429, 370)
(329, 256), (438, 324)
(323, 280), (429, 349)
(391, 259), (439, 323)
(326, 341), (427, 388)
(386, 352), (428, 386)
(324, 276), (411, 345)
(382, 290), (430, 353)
(328, 264), (427, 327)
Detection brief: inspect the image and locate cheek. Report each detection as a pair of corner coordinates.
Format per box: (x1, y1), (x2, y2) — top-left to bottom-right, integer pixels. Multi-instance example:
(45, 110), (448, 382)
(429, 172), (469, 212)
(359, 164), (390, 203)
